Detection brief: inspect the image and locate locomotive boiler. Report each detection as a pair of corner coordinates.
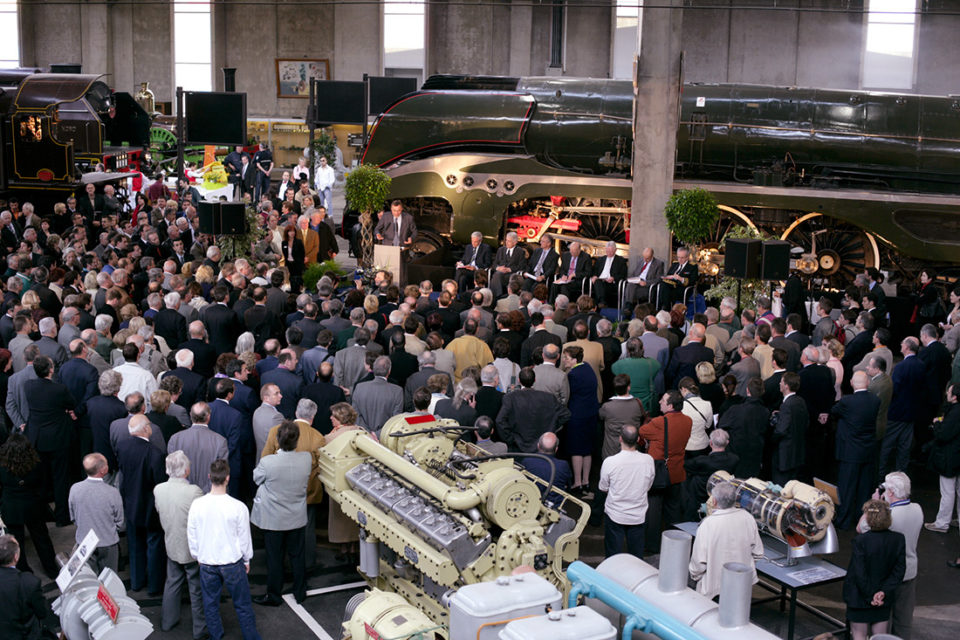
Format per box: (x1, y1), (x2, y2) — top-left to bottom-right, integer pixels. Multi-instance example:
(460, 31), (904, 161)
(361, 74), (960, 278)
(0, 70), (151, 204)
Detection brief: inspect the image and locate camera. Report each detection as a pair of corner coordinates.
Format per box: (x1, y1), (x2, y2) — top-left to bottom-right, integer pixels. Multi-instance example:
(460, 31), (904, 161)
(877, 483), (886, 500)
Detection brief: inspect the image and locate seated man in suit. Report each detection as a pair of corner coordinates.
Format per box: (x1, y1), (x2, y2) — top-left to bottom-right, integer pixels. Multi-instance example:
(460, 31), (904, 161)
(374, 200), (417, 247)
(590, 241), (628, 309)
(652, 246), (698, 311)
(551, 241), (591, 301)
(522, 236), (559, 292)
(622, 247), (665, 312)
(489, 231), (526, 299)
(455, 231), (493, 294)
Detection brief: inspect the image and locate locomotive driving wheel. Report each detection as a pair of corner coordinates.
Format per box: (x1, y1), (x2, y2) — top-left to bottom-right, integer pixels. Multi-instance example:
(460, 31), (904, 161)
(567, 198), (628, 244)
(781, 213), (879, 287)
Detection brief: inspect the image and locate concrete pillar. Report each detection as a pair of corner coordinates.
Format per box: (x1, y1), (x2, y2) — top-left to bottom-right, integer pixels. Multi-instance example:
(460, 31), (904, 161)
(629, 0), (682, 269)
(80, 1), (110, 74)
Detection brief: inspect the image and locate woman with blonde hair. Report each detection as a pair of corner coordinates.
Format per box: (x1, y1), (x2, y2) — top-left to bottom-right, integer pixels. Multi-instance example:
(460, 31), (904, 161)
(695, 361), (724, 413)
(194, 264), (216, 300)
(824, 338), (844, 400)
(147, 389), (182, 442)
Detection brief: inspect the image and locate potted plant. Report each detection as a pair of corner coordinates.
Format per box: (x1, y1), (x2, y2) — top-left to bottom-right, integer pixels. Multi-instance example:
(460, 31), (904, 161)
(344, 164), (391, 267)
(663, 187), (719, 258)
(303, 259), (348, 293)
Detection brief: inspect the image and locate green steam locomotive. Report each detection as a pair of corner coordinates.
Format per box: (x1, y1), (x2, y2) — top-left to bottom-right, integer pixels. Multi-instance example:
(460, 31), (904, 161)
(361, 74), (960, 281)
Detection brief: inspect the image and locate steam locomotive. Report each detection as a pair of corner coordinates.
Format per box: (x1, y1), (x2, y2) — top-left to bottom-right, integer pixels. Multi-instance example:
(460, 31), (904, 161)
(361, 74), (960, 280)
(0, 70), (151, 206)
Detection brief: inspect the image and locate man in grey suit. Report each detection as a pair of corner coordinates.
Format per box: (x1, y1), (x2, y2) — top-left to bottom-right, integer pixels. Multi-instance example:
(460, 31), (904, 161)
(460, 291), (495, 332)
(352, 356), (403, 435)
(58, 307), (82, 348)
(730, 339), (762, 396)
(622, 247), (665, 311)
(866, 356), (894, 441)
(374, 200), (417, 246)
(474, 416), (508, 455)
(404, 350), (453, 411)
(6, 344), (38, 429)
(109, 392), (167, 457)
(167, 402), (229, 493)
(333, 327), (373, 392)
(252, 384), (284, 461)
(35, 317), (68, 369)
(533, 344), (570, 406)
(153, 451), (206, 637)
(9, 315), (35, 373)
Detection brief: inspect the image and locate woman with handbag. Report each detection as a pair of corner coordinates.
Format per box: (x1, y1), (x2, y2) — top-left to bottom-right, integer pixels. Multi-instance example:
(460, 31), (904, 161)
(912, 268), (945, 329)
(639, 391), (692, 554)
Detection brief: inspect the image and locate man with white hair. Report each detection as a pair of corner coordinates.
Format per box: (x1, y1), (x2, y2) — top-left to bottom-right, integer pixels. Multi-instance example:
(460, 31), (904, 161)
(623, 247), (665, 312)
(682, 429), (739, 520)
(859, 472), (922, 640)
(58, 306), (82, 348)
(489, 231), (526, 299)
(552, 241), (590, 300)
(115, 342), (159, 410)
(163, 349), (206, 409)
(689, 480), (763, 599)
(456, 230), (493, 293)
(94, 313), (115, 360)
(115, 415), (167, 594)
(68, 453), (124, 573)
(135, 328), (169, 377)
(80, 328), (111, 374)
(154, 450), (207, 637)
(665, 323), (713, 389)
(35, 316), (67, 368)
(831, 371), (882, 529)
(155, 291), (188, 349)
(590, 240), (627, 308)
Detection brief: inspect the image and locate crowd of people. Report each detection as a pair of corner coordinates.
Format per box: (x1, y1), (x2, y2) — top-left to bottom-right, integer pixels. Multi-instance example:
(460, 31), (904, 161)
(0, 168), (957, 639)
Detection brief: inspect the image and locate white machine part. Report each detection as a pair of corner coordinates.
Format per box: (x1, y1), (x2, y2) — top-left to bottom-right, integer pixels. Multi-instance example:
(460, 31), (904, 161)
(52, 566), (153, 640)
(498, 606), (617, 640)
(448, 573), (563, 640)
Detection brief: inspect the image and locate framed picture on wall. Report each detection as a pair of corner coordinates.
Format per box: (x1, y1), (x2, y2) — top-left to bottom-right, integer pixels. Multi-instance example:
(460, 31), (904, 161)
(275, 58), (331, 98)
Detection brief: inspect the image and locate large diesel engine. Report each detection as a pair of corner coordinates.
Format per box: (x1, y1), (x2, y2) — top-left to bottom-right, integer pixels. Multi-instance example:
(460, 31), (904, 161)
(317, 414), (589, 631)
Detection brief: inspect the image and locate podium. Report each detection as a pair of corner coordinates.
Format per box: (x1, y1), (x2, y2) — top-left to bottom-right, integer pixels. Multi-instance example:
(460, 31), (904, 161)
(374, 244), (406, 286)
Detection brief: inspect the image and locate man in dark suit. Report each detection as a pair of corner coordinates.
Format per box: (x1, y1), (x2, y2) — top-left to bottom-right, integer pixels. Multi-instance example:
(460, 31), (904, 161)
(260, 349), (304, 419)
(208, 379), (253, 498)
(374, 200), (417, 246)
(798, 345), (837, 479)
(521, 312), (563, 367)
(831, 372), (881, 529)
(154, 292), (188, 349)
(294, 303), (323, 349)
(0, 211), (22, 253)
(665, 323), (714, 389)
(162, 349), (207, 409)
(116, 414), (167, 595)
(717, 378), (770, 478)
(551, 241), (591, 300)
(23, 355), (76, 526)
(85, 370), (128, 469)
(455, 231), (494, 294)
(403, 351), (452, 412)
(0, 535), (58, 638)
(301, 362), (346, 435)
(225, 359), (258, 417)
(918, 323), (952, 439)
(179, 320), (217, 380)
(880, 337), (927, 476)
(769, 318), (802, 372)
(199, 286), (242, 356)
(772, 372), (808, 485)
(496, 367), (570, 453)
(785, 313), (810, 350)
(489, 231), (527, 299)
(652, 246), (697, 311)
(622, 247), (665, 312)
(762, 348), (788, 411)
(683, 428), (740, 519)
(521, 236), (559, 293)
(475, 367), (504, 421)
(244, 287), (282, 354)
(842, 312), (875, 390)
(590, 241), (628, 308)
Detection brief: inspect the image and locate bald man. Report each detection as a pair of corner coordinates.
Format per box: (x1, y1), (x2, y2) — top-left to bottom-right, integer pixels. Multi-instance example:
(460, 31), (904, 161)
(831, 371), (882, 529)
(69, 453), (124, 572)
(522, 432), (572, 500)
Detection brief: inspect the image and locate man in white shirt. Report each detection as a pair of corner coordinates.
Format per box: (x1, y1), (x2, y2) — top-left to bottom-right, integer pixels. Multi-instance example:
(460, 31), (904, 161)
(598, 425), (655, 558)
(187, 459), (261, 640)
(689, 480), (764, 599)
(313, 155), (336, 210)
(115, 341), (159, 411)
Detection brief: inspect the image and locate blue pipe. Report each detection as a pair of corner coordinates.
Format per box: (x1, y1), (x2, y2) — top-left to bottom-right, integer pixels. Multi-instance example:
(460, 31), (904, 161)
(566, 561), (711, 640)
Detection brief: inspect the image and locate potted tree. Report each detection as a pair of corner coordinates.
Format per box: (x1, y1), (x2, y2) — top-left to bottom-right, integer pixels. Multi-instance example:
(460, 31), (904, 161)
(344, 164), (391, 268)
(663, 187), (719, 257)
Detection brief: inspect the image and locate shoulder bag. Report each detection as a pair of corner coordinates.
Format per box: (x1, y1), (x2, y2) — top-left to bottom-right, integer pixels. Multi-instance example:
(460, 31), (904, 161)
(651, 416), (671, 489)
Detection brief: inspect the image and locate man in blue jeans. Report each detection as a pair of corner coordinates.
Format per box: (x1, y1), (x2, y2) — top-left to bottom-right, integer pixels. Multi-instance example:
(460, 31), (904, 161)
(187, 459), (261, 640)
(598, 424), (655, 558)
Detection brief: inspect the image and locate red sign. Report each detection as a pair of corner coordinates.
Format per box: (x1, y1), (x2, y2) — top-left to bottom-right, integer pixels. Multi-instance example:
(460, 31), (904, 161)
(363, 622), (382, 640)
(97, 584), (119, 623)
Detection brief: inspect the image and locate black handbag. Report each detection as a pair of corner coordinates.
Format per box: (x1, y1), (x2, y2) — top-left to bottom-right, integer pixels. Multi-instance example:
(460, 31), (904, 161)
(651, 416), (671, 490)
